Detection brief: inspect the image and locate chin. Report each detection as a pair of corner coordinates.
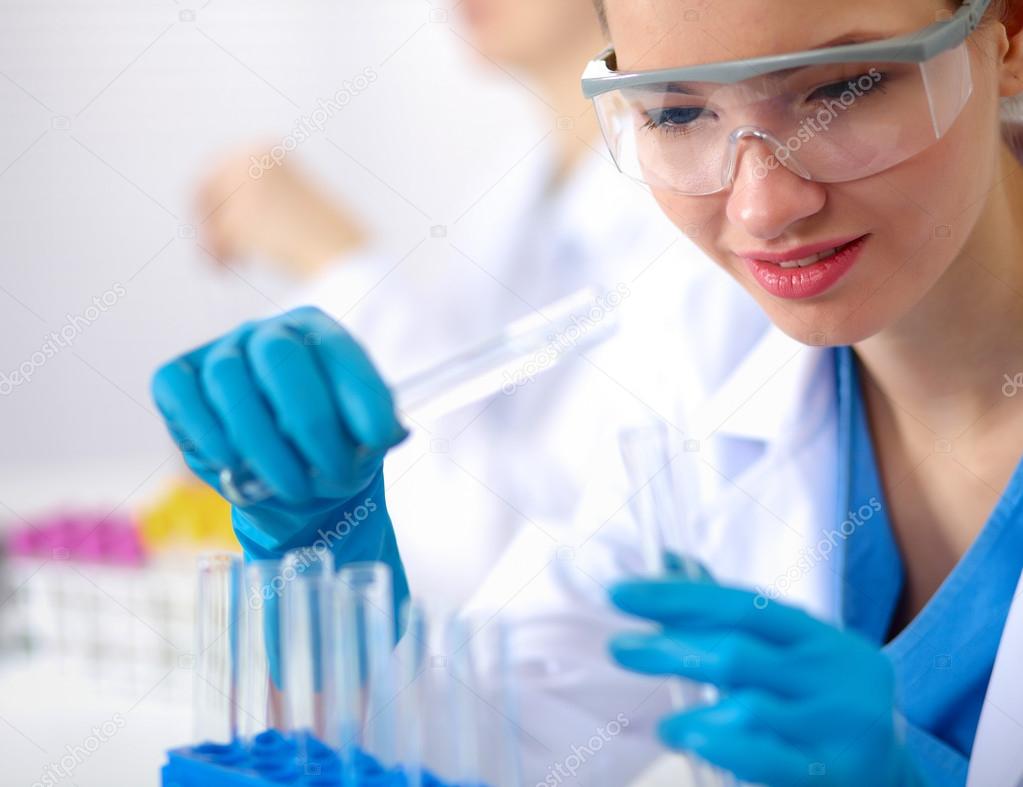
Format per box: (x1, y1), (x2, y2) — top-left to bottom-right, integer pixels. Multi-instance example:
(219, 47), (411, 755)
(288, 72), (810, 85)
(773, 309), (883, 347)
(728, 269), (889, 347)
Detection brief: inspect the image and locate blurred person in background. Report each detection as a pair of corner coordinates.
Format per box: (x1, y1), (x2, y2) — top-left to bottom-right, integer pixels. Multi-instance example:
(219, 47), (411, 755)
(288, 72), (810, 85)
(192, 0), (764, 612)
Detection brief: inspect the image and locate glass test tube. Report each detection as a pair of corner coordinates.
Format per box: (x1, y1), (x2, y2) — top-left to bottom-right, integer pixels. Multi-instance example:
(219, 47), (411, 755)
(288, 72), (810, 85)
(280, 547), (337, 758)
(193, 552), (243, 747)
(618, 423), (739, 787)
(619, 422), (704, 579)
(219, 286), (619, 507)
(335, 562), (396, 778)
(443, 615), (480, 784)
(393, 601), (429, 787)
(238, 559), (286, 741)
(442, 614), (523, 787)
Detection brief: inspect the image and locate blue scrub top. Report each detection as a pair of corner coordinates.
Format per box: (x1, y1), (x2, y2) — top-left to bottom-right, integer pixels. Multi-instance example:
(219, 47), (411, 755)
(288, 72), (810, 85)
(834, 345), (1023, 786)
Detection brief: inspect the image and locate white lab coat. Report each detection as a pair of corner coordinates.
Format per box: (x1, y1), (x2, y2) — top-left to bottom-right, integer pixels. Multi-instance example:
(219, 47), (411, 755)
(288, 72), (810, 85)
(460, 264), (1023, 786)
(300, 137), (742, 613)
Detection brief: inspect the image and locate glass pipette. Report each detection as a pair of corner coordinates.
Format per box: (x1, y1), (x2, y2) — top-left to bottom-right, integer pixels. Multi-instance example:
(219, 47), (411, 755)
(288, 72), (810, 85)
(219, 285), (619, 507)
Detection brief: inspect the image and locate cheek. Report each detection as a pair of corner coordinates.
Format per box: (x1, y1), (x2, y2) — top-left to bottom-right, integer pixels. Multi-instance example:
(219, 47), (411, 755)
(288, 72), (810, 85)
(825, 95), (998, 335)
(650, 190), (725, 254)
(874, 42), (1003, 248)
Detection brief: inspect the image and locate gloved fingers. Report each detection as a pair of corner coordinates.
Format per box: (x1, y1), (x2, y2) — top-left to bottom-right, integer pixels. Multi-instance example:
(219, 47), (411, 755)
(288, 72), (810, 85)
(334, 444), (390, 499)
(247, 319), (357, 484)
(151, 349), (237, 474)
(295, 308), (408, 450)
(200, 325), (312, 504)
(658, 705), (811, 787)
(609, 578), (821, 646)
(777, 692), (901, 748)
(693, 689), (812, 742)
(609, 629), (792, 695)
(180, 446), (221, 489)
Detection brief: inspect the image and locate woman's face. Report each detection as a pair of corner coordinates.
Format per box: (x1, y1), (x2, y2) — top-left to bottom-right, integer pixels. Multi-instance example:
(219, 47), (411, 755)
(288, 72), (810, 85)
(605, 0), (1009, 345)
(461, 0), (604, 70)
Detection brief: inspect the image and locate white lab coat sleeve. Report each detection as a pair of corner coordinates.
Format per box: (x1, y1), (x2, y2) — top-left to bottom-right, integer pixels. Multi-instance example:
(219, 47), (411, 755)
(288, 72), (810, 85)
(286, 249), (392, 331)
(283, 248), (434, 385)
(458, 421), (676, 787)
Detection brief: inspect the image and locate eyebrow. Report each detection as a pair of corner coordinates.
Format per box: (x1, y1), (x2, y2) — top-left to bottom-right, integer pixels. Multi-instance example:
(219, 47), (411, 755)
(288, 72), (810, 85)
(659, 83), (700, 95)
(810, 31), (889, 49)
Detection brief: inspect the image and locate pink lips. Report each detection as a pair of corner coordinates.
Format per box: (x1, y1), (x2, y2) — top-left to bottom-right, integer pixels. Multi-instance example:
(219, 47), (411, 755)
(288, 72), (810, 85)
(740, 234), (870, 300)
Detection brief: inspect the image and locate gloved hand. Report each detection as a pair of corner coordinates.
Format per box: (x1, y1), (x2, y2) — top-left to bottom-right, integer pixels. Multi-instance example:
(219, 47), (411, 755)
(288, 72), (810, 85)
(151, 306), (410, 609)
(608, 579), (923, 787)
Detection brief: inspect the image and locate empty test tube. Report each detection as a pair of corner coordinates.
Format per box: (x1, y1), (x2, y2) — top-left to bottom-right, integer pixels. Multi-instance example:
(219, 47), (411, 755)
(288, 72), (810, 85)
(619, 422), (704, 579)
(280, 547), (337, 759)
(618, 423), (739, 787)
(335, 562), (397, 777)
(444, 616), (483, 784)
(193, 552), (243, 748)
(393, 601), (430, 787)
(237, 559), (286, 741)
(441, 614), (522, 787)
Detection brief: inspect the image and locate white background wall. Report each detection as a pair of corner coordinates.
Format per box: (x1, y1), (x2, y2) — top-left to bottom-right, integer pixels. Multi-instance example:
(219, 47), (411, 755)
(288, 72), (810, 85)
(0, 0), (544, 517)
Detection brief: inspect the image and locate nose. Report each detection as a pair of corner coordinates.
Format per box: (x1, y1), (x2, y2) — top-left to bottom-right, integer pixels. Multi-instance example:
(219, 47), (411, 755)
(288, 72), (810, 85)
(724, 131), (826, 240)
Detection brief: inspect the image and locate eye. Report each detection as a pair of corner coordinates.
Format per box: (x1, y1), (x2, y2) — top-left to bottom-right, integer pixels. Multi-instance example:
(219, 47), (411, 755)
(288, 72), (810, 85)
(642, 105), (709, 132)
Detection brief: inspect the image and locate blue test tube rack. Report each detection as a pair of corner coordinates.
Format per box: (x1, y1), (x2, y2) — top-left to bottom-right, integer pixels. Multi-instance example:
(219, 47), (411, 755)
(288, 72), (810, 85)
(161, 729), (476, 786)
(166, 552), (508, 786)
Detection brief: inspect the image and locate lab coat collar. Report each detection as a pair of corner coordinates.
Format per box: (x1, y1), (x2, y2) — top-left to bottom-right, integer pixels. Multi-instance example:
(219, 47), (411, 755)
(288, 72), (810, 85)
(693, 325), (830, 446)
(968, 571), (1023, 786)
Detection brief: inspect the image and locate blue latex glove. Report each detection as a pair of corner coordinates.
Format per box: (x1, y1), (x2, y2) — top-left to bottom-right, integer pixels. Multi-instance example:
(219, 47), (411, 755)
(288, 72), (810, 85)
(151, 305), (410, 625)
(609, 579), (924, 787)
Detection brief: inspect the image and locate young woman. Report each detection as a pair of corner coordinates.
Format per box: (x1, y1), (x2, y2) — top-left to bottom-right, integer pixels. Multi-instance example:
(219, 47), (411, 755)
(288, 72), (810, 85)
(152, 0), (1023, 783)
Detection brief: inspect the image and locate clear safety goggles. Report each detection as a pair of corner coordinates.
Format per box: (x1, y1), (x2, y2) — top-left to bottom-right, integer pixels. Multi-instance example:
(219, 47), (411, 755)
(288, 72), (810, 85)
(581, 0), (990, 196)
